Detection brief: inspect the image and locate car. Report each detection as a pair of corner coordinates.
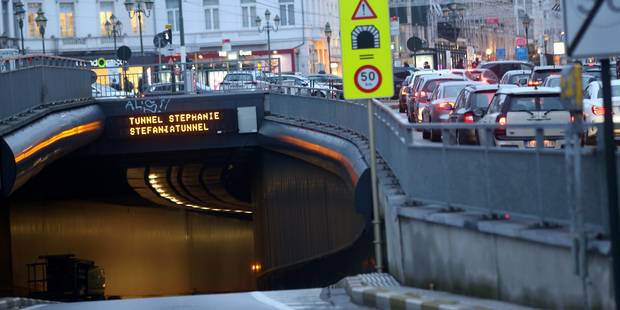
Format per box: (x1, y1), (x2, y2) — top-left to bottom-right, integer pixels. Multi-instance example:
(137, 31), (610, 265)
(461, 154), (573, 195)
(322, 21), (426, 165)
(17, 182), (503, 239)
(477, 87), (570, 149)
(142, 82), (212, 97)
(267, 74), (310, 87)
(398, 75), (414, 112)
(499, 70), (532, 86)
(528, 66), (564, 86)
(477, 61), (533, 81)
(541, 74), (596, 92)
(407, 74), (464, 123)
(306, 74), (343, 90)
(91, 83), (130, 99)
(582, 80), (620, 144)
(392, 67), (416, 99)
(448, 69), (497, 83)
(446, 84), (516, 145)
(421, 81), (480, 141)
(220, 71), (269, 91)
(402, 70), (439, 114)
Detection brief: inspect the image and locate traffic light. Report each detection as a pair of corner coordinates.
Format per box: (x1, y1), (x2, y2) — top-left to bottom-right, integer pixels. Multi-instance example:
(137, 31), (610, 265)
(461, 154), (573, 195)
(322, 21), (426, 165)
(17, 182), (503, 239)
(164, 29), (172, 45)
(153, 29), (173, 48)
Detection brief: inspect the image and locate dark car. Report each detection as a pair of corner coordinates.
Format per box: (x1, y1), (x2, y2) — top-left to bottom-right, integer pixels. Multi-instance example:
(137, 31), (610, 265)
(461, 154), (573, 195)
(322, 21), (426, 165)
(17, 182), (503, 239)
(464, 69), (499, 84)
(499, 70), (532, 86)
(446, 84), (515, 144)
(422, 81), (479, 141)
(407, 74), (464, 123)
(528, 66), (564, 86)
(392, 67), (415, 99)
(477, 61), (533, 82)
(398, 75), (414, 112)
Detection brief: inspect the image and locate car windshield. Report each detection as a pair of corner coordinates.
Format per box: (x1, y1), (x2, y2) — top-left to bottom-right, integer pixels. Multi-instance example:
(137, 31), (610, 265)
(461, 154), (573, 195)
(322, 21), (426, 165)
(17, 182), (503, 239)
(597, 85), (620, 98)
(466, 70), (497, 82)
(444, 85), (467, 98)
(546, 78), (561, 87)
(508, 95), (565, 111)
(508, 74), (529, 84)
(225, 74), (252, 82)
(472, 91), (495, 109)
(424, 79), (460, 92)
(533, 69), (561, 81)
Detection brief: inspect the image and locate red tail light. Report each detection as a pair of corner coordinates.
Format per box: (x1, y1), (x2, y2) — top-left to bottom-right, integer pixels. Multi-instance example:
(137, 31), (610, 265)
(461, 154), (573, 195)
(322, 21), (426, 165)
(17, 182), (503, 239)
(495, 115), (507, 138)
(420, 91), (427, 97)
(414, 91), (419, 97)
(464, 112), (475, 123)
(437, 102), (453, 110)
(592, 105), (605, 116)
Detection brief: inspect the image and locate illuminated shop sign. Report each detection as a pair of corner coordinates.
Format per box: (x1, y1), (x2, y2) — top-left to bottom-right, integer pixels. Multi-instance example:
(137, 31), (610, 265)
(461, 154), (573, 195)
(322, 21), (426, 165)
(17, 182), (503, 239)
(110, 110), (238, 138)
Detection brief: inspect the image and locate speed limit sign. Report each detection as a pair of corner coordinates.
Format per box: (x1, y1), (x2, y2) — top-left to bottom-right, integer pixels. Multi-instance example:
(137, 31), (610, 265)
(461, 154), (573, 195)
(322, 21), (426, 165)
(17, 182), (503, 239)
(354, 65), (382, 93)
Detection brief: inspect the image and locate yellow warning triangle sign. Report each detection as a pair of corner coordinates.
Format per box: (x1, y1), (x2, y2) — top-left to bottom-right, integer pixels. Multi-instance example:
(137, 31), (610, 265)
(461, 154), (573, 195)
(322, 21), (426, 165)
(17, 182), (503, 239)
(352, 0), (377, 20)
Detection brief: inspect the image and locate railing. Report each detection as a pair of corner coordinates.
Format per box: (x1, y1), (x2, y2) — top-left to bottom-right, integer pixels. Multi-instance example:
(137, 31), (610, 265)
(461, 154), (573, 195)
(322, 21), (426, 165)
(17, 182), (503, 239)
(0, 55), (92, 121)
(267, 85), (612, 235)
(91, 58), (284, 98)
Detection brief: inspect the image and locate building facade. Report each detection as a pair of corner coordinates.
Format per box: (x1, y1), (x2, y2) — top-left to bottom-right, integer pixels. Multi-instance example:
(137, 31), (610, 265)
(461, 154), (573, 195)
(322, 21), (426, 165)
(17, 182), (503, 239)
(388, 0), (564, 68)
(0, 0), (341, 74)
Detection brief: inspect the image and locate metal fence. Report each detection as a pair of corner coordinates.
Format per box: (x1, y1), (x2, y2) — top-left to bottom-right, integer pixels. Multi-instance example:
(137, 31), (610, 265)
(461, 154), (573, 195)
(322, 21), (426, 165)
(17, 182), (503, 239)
(267, 85), (612, 234)
(91, 58), (286, 98)
(0, 54), (91, 121)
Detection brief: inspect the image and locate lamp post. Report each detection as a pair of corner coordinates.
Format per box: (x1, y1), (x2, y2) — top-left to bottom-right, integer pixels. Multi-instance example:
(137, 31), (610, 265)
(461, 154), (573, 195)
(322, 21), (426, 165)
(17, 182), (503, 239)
(105, 14), (122, 51)
(124, 0), (154, 56)
(35, 8), (47, 54)
(256, 10), (280, 73)
(522, 13), (531, 57)
(13, 1), (25, 55)
(324, 22), (332, 74)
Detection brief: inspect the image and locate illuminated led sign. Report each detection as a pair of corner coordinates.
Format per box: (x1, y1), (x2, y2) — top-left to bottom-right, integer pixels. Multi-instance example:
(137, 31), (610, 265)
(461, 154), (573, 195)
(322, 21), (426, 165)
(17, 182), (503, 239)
(111, 110), (238, 138)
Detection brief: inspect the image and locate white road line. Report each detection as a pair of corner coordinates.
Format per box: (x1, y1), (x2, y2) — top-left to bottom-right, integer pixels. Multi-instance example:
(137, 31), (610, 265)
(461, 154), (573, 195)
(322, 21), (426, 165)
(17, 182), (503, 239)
(250, 292), (295, 310)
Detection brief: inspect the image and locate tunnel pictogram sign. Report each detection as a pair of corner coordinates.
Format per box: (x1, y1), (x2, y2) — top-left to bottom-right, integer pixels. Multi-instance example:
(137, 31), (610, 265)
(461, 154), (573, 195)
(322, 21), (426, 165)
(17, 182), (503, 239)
(340, 0), (393, 99)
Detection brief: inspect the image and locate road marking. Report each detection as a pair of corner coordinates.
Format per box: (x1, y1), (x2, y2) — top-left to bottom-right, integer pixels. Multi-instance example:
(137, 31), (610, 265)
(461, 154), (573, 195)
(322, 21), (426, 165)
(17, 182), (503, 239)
(250, 292), (295, 310)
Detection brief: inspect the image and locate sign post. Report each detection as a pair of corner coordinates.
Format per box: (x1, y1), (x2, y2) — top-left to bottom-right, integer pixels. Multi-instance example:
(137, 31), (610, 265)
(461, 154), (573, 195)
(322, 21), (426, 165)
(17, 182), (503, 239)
(563, 1), (620, 305)
(340, 0), (393, 272)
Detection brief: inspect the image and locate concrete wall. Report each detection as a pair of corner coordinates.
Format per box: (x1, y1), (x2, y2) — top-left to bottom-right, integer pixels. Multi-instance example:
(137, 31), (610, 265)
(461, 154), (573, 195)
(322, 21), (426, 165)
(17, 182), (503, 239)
(0, 200), (12, 296)
(382, 196), (614, 309)
(253, 149), (366, 271)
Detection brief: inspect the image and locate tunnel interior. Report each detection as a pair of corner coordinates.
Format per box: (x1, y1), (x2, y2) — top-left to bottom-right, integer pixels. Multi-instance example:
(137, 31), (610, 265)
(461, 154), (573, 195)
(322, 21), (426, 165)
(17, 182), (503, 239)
(1, 145), (371, 299)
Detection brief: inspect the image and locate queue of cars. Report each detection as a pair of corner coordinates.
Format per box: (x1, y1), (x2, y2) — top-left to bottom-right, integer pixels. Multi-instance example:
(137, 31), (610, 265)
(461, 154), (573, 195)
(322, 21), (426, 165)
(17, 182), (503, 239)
(401, 61), (588, 149)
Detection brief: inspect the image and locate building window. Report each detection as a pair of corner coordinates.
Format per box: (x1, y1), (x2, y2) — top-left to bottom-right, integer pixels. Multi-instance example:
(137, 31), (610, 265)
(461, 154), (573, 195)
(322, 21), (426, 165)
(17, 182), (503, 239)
(279, 0), (294, 26)
(204, 0), (219, 30)
(59, 2), (75, 37)
(27, 2), (41, 38)
(99, 1), (114, 35)
(166, 0), (180, 31)
(241, 0), (256, 29)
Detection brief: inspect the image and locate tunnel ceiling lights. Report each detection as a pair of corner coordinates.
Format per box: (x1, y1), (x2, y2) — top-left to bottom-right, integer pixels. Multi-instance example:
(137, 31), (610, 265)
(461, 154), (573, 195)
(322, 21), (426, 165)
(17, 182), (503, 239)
(147, 174), (252, 215)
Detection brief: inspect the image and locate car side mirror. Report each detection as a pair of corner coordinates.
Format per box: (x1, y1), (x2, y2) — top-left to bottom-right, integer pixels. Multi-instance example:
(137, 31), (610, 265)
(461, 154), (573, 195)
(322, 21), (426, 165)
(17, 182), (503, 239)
(473, 108), (485, 117)
(517, 78), (528, 86)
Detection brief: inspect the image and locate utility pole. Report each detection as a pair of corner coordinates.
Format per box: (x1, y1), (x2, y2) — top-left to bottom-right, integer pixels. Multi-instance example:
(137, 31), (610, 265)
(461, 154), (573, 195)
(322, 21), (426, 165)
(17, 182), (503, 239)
(177, 0), (190, 92)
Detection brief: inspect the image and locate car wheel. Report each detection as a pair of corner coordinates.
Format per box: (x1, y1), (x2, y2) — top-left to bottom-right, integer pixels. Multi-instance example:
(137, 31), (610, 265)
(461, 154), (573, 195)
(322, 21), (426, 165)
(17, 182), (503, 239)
(430, 128), (441, 142)
(422, 114), (430, 139)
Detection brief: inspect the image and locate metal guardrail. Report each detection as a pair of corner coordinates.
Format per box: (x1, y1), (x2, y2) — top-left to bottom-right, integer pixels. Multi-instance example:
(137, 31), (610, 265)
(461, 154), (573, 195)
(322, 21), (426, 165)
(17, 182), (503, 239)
(0, 55), (91, 121)
(91, 58), (284, 98)
(268, 85), (611, 234)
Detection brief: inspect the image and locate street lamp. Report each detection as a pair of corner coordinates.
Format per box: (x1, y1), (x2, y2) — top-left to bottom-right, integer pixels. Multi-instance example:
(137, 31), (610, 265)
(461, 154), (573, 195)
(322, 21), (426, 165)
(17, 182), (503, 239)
(35, 8), (47, 54)
(256, 9), (280, 73)
(324, 22), (332, 74)
(13, 1), (25, 55)
(522, 13), (531, 51)
(124, 0), (154, 56)
(105, 14), (122, 51)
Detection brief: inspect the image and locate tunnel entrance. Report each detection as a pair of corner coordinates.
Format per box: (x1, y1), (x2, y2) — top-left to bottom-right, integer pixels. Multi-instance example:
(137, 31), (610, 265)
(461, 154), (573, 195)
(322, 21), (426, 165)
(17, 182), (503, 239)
(3, 147), (370, 299)
(351, 25), (380, 49)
